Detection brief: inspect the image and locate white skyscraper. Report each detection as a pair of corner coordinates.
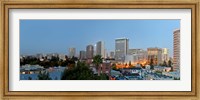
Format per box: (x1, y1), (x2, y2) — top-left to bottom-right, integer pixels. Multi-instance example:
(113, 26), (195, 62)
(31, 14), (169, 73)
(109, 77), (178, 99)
(162, 48), (169, 62)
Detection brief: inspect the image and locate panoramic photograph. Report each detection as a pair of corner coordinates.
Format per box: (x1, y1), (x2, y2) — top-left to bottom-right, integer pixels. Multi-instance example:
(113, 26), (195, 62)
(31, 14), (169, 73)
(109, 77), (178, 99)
(20, 20), (180, 80)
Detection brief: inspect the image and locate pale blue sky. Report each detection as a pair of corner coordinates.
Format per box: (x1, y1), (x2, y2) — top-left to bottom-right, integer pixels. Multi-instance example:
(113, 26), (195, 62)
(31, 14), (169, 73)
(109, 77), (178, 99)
(20, 20), (180, 57)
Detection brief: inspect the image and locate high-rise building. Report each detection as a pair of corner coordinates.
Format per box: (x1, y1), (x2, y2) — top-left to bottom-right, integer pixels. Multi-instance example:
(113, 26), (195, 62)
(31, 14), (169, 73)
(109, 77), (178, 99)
(110, 51), (115, 59)
(173, 29), (180, 71)
(68, 48), (76, 58)
(79, 50), (86, 60)
(86, 45), (94, 59)
(115, 38), (129, 62)
(96, 41), (105, 58)
(162, 48), (169, 62)
(147, 47), (162, 65)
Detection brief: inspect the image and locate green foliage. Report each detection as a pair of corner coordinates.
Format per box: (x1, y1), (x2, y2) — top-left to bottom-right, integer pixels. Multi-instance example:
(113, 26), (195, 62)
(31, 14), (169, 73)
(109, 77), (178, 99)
(150, 58), (154, 70)
(28, 76), (32, 80)
(129, 66), (135, 68)
(112, 63), (117, 70)
(95, 73), (109, 80)
(92, 55), (103, 76)
(168, 60), (173, 71)
(61, 61), (94, 80)
(174, 77), (180, 80)
(111, 63), (121, 71)
(92, 55), (103, 67)
(61, 61), (109, 80)
(20, 55), (77, 69)
(20, 57), (40, 65)
(168, 60), (172, 67)
(155, 70), (162, 74)
(162, 60), (167, 67)
(129, 61), (132, 66)
(37, 71), (52, 80)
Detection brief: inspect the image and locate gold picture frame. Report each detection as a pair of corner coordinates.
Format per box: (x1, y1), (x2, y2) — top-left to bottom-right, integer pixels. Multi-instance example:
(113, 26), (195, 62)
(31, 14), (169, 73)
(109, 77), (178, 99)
(0, 0), (199, 100)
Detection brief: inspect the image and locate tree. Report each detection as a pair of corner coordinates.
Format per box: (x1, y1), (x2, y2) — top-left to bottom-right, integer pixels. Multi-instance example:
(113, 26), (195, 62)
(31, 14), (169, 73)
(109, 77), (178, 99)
(150, 58), (154, 70)
(168, 60), (173, 71)
(37, 71), (52, 80)
(71, 56), (78, 61)
(95, 73), (109, 80)
(163, 60), (167, 67)
(28, 76), (32, 80)
(168, 60), (172, 67)
(129, 61), (132, 67)
(112, 65), (117, 70)
(92, 55), (103, 75)
(174, 77), (180, 80)
(61, 61), (109, 80)
(61, 61), (106, 80)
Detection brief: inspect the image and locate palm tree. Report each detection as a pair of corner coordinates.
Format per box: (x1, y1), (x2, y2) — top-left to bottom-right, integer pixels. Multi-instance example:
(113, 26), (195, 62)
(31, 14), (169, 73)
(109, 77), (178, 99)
(37, 71), (52, 80)
(92, 55), (103, 76)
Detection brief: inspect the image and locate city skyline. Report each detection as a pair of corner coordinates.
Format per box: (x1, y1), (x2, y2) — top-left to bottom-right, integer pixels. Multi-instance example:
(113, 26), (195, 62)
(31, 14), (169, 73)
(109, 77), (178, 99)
(20, 20), (180, 57)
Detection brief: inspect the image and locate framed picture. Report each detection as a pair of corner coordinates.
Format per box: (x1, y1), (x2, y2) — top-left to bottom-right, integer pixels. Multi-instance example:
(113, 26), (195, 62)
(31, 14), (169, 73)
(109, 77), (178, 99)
(0, 0), (199, 99)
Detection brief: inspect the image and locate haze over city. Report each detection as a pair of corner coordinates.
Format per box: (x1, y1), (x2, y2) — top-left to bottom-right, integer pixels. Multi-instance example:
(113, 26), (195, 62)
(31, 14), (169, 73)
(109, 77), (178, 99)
(20, 20), (180, 57)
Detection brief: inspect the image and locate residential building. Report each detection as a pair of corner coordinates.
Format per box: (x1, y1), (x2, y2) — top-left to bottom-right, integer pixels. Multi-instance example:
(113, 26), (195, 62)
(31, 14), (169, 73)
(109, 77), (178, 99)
(125, 49), (148, 66)
(147, 47), (162, 65)
(98, 61), (111, 76)
(59, 54), (66, 61)
(173, 29), (180, 71)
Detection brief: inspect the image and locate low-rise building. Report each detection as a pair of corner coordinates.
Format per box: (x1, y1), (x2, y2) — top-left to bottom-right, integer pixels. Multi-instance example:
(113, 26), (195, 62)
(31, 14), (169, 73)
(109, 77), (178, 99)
(125, 49), (148, 66)
(147, 47), (162, 65)
(98, 61), (111, 76)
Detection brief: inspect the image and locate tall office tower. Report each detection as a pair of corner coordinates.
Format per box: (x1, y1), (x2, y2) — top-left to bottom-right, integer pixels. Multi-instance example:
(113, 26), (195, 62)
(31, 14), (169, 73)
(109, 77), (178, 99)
(162, 48), (169, 62)
(147, 47), (162, 65)
(79, 50), (86, 60)
(68, 48), (76, 58)
(110, 51), (115, 59)
(115, 38), (129, 63)
(173, 29), (180, 71)
(86, 45), (94, 59)
(96, 41), (105, 58)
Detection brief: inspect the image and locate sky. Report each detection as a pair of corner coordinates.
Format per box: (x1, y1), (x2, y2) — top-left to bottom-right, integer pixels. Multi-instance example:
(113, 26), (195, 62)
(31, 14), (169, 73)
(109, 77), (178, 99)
(20, 20), (180, 57)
